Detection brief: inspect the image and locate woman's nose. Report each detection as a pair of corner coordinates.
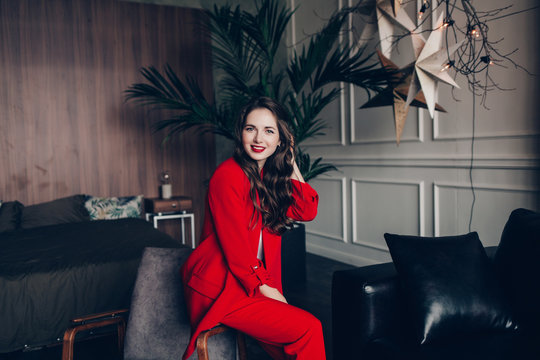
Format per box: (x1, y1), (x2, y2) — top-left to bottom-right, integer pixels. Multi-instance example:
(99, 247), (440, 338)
(253, 132), (261, 143)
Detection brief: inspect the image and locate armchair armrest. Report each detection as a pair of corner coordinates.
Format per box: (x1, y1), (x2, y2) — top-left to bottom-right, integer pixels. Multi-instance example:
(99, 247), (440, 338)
(197, 326), (247, 360)
(62, 309), (129, 360)
(70, 309), (129, 325)
(64, 311), (247, 360)
(332, 262), (412, 359)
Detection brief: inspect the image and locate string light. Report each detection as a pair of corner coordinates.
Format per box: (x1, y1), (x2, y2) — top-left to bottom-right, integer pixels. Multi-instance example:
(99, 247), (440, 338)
(353, 0), (534, 102)
(442, 17), (454, 28)
(418, 1), (429, 20)
(480, 55), (493, 65)
(371, 0), (534, 230)
(468, 26), (480, 38)
(440, 60), (455, 72)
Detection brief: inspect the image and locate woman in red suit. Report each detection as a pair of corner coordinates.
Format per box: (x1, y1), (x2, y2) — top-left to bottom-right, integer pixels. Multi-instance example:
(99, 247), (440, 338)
(180, 97), (325, 359)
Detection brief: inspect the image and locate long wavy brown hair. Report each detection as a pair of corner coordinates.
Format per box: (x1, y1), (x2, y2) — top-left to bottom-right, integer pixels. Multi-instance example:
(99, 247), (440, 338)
(233, 97), (295, 234)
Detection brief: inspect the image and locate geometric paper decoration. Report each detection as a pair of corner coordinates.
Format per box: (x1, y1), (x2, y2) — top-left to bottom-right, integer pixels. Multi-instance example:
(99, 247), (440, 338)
(375, 0), (425, 58)
(406, 13), (463, 118)
(355, 0), (425, 58)
(360, 51), (446, 144)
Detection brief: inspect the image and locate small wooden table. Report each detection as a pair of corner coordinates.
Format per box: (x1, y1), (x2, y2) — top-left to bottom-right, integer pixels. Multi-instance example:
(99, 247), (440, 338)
(144, 196), (195, 248)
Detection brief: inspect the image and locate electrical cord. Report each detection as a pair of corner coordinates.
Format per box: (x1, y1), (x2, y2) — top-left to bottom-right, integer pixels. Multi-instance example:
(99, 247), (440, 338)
(468, 72), (476, 233)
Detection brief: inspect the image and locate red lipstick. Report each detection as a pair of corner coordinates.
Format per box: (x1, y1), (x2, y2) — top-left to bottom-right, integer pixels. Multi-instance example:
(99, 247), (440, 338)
(251, 145), (265, 153)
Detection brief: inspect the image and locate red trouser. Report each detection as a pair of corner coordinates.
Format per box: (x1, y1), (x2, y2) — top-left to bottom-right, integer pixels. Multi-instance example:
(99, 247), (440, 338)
(220, 294), (326, 360)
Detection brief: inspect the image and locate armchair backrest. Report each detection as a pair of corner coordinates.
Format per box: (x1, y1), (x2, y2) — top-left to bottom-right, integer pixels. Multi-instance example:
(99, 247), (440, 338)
(124, 246), (237, 360)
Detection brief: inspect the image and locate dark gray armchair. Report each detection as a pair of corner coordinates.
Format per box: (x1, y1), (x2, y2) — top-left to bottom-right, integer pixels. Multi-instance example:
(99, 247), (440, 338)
(62, 247), (246, 360)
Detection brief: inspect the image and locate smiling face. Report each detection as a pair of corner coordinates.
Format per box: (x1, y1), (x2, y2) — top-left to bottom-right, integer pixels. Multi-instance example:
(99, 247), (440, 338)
(241, 108), (281, 169)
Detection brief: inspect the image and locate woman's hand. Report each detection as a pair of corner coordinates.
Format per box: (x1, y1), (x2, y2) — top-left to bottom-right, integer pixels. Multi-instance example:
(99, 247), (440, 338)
(259, 284), (288, 304)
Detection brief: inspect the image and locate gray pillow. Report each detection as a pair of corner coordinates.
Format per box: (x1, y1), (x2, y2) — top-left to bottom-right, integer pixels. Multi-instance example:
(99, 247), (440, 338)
(0, 201), (24, 232)
(20, 195), (90, 229)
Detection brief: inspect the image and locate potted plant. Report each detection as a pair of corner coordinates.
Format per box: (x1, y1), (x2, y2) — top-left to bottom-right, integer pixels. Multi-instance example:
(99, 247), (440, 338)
(125, 0), (389, 284)
(125, 0), (388, 181)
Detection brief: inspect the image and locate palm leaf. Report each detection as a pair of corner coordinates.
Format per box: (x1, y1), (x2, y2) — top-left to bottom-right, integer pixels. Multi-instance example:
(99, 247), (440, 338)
(312, 45), (389, 94)
(287, 89), (340, 144)
(126, 66), (237, 141)
(244, 0), (293, 64)
(296, 149), (338, 182)
(207, 4), (261, 98)
(125, 0), (395, 181)
(287, 6), (349, 93)
(125, 66), (190, 109)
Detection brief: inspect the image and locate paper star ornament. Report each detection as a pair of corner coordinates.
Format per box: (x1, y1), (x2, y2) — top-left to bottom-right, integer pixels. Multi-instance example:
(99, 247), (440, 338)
(356, 0), (424, 59)
(405, 13), (464, 118)
(360, 51), (446, 144)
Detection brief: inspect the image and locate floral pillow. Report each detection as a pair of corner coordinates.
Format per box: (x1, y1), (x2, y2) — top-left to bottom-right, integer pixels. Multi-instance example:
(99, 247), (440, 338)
(85, 195), (143, 220)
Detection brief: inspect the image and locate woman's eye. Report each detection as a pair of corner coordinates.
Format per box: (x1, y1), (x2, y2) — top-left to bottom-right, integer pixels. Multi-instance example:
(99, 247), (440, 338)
(245, 127), (254, 132)
(266, 129), (275, 134)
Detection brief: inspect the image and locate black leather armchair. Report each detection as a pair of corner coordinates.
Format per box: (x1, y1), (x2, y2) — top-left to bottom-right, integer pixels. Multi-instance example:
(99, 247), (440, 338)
(332, 208), (540, 360)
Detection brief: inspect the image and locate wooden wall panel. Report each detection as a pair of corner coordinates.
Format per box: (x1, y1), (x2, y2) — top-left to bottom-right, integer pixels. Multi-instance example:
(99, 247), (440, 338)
(0, 0), (215, 236)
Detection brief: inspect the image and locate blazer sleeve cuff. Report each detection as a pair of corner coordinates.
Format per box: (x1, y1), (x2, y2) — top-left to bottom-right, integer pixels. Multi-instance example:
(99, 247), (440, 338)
(242, 261), (272, 296)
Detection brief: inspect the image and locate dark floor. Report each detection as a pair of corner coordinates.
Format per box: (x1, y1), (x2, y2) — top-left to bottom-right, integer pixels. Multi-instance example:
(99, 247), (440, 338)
(0, 253), (354, 360)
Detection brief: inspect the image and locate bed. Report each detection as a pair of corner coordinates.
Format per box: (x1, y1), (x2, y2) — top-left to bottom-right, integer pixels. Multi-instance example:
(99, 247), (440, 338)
(0, 195), (180, 353)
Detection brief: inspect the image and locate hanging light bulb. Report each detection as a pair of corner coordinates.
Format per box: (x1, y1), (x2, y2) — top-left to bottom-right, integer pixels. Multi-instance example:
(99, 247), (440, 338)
(480, 55), (493, 65)
(442, 17), (454, 28)
(418, 1), (430, 20)
(440, 60), (455, 72)
(418, 2), (427, 20)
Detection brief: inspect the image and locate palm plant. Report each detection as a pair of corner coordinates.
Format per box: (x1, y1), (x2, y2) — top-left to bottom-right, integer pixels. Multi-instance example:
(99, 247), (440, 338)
(125, 0), (389, 181)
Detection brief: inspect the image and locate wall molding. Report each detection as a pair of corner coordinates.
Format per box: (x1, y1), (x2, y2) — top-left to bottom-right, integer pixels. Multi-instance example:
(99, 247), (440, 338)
(306, 177), (348, 243)
(434, 129), (540, 141)
(349, 84), (424, 144)
(302, 82), (346, 147)
(433, 182), (540, 236)
(289, 0), (296, 47)
(309, 155), (540, 170)
(307, 229), (345, 242)
(288, 0), (346, 147)
(433, 111), (540, 140)
(306, 241), (380, 267)
(351, 177), (425, 250)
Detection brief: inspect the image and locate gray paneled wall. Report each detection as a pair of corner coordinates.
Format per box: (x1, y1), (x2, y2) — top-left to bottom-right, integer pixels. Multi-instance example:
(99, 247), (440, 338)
(290, 0), (540, 265)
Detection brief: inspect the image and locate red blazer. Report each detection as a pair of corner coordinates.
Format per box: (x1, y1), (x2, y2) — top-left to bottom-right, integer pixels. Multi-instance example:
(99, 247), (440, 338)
(180, 158), (319, 359)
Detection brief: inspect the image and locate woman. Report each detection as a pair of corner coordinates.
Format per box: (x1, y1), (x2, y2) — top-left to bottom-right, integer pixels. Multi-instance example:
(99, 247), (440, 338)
(180, 97), (325, 360)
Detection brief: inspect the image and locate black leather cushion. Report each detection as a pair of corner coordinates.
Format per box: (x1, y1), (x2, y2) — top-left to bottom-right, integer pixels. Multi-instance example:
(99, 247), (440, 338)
(384, 232), (516, 345)
(0, 201), (23, 232)
(494, 208), (540, 332)
(20, 195), (90, 229)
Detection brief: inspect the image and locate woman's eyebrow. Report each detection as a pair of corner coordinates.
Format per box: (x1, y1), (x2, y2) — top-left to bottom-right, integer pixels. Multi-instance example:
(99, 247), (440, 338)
(244, 123), (277, 130)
